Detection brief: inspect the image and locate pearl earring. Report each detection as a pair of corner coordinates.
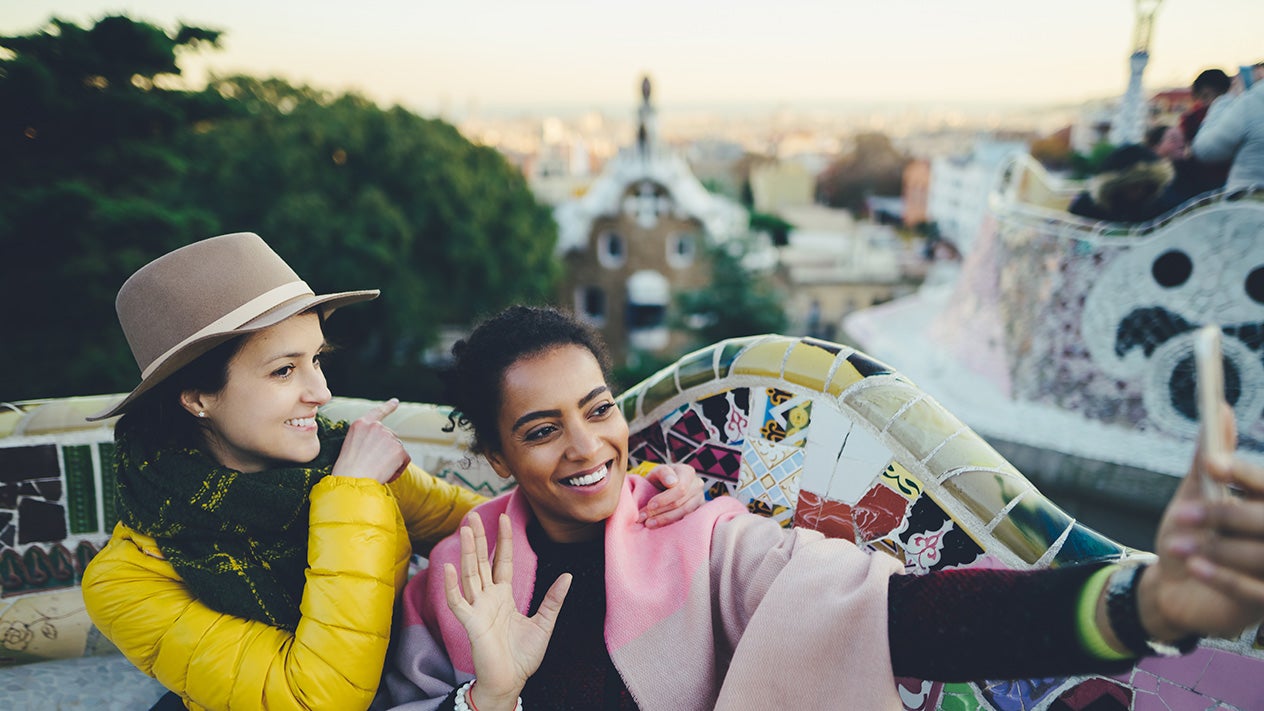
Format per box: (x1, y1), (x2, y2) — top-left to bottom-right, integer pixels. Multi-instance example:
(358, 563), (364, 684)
(197, 411), (206, 418)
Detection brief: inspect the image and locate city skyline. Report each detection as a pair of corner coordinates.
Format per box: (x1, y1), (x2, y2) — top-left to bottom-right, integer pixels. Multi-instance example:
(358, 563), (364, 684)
(4, 1), (1261, 119)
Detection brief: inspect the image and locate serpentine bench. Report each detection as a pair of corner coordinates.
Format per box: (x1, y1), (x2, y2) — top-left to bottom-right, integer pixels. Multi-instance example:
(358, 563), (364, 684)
(2, 335), (1261, 709)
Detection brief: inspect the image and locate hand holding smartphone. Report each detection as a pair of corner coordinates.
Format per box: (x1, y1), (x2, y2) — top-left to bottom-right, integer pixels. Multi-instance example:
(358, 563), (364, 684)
(1194, 325), (1227, 499)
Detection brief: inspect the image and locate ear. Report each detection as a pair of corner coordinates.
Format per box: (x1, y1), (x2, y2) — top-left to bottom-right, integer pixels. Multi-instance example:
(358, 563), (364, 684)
(485, 450), (514, 481)
(179, 389), (213, 419)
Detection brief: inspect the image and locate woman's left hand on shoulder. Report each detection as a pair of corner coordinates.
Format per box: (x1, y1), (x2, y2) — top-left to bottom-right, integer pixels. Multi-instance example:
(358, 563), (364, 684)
(638, 462), (707, 529)
(1143, 404), (1264, 641)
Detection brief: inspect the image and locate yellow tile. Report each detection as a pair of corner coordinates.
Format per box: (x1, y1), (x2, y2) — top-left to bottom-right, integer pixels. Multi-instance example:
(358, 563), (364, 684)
(883, 397), (967, 462)
(879, 461), (924, 500)
(730, 337), (793, 378)
(923, 429), (1017, 479)
(783, 340), (844, 392)
(843, 380), (922, 431)
(825, 359), (866, 397)
(941, 469), (1034, 529)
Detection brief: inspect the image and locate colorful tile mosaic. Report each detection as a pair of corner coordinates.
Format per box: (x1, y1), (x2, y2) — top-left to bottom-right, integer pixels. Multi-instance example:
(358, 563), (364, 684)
(737, 439), (803, 527)
(752, 387), (813, 448)
(3, 331), (1264, 709)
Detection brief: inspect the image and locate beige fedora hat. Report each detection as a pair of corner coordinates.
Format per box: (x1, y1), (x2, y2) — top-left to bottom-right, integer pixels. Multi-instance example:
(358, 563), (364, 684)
(87, 232), (378, 421)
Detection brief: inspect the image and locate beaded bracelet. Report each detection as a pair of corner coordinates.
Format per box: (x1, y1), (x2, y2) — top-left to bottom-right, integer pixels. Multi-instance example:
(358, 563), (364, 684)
(454, 680), (524, 711)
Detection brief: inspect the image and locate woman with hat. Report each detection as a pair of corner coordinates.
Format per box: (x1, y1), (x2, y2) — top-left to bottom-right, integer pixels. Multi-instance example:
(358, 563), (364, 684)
(80, 233), (704, 711)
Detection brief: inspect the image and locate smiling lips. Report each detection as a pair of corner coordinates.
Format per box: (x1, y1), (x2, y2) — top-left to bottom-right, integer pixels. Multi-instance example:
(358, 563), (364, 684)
(562, 462), (610, 488)
(285, 416), (317, 429)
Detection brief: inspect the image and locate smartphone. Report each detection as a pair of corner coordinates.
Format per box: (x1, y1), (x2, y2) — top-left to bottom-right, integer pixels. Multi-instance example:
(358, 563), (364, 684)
(1194, 325), (1227, 498)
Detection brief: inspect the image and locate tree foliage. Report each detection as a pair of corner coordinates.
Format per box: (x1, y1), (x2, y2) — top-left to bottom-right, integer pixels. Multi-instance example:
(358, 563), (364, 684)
(815, 132), (909, 215)
(1, 16), (558, 403)
(675, 237), (788, 348)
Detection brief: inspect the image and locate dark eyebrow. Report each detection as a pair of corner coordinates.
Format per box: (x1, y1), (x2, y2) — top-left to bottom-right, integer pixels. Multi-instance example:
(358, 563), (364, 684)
(263, 342), (330, 365)
(510, 385), (610, 433)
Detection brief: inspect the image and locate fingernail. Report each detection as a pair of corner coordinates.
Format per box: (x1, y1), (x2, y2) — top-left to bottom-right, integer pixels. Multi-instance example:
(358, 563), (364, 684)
(1168, 536), (1197, 556)
(665, 473), (678, 485)
(645, 518), (658, 529)
(1173, 502), (1205, 524)
(1189, 556), (1216, 580)
(636, 512), (647, 523)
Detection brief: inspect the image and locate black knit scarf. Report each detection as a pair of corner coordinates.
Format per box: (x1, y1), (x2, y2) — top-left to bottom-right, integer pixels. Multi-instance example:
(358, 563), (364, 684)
(113, 416), (347, 631)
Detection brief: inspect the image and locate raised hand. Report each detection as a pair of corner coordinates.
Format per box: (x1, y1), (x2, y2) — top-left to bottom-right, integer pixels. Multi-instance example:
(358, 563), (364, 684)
(638, 462), (707, 528)
(1141, 403), (1264, 642)
(329, 398), (411, 484)
(443, 513), (571, 711)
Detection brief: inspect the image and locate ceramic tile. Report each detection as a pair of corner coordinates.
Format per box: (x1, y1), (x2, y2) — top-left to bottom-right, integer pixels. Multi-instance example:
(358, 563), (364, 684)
(783, 340), (841, 392)
(924, 429), (1017, 480)
(1050, 523), (1126, 566)
(694, 388), (750, 446)
(941, 469), (1033, 529)
(738, 439), (803, 526)
(730, 338), (791, 378)
(883, 396), (967, 462)
(752, 387), (813, 448)
(1195, 649), (1264, 709)
(826, 423), (894, 505)
(674, 346), (717, 391)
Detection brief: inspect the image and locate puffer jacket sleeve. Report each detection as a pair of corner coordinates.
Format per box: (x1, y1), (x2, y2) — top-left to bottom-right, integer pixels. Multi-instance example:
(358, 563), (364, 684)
(388, 463), (486, 555)
(82, 476), (410, 711)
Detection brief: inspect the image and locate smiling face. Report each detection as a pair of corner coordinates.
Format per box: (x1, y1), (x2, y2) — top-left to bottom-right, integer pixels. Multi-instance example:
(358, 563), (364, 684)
(485, 344), (629, 543)
(181, 312), (332, 473)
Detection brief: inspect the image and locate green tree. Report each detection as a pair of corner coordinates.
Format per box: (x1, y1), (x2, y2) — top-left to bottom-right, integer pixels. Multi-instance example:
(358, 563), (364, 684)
(176, 77), (559, 400)
(675, 237), (788, 347)
(1, 17), (560, 404)
(0, 16), (234, 400)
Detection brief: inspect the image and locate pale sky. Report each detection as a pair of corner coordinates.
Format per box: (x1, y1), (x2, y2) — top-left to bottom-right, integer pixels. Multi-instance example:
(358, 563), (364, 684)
(4, 1), (1261, 115)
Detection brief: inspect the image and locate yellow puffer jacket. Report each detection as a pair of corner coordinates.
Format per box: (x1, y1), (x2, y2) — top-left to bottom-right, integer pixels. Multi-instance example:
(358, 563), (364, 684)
(81, 464), (485, 710)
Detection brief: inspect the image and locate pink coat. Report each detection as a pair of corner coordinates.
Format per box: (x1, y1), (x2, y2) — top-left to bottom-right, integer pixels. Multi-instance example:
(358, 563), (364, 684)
(377, 475), (903, 710)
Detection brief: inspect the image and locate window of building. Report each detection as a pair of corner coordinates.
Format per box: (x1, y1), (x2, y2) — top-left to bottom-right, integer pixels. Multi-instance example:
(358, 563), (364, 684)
(576, 285), (607, 325)
(666, 233), (697, 269)
(597, 230), (626, 268)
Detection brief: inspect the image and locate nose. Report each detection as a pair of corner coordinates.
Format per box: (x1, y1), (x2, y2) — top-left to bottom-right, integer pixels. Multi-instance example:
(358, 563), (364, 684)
(302, 367), (332, 407)
(564, 419), (602, 461)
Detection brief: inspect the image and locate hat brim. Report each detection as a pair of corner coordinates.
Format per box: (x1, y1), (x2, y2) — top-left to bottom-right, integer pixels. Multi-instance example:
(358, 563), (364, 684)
(86, 289), (378, 422)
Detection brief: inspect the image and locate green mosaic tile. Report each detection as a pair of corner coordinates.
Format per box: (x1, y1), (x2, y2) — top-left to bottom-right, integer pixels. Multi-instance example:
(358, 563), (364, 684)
(617, 390), (640, 424)
(715, 338), (752, 378)
(99, 442), (117, 525)
(992, 492), (1076, 565)
(1050, 522), (1125, 567)
(939, 682), (987, 711)
(62, 445), (98, 535)
(675, 346), (717, 391)
(639, 367), (681, 415)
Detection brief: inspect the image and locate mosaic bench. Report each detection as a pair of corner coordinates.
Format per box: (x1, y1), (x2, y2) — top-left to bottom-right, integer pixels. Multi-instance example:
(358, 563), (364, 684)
(2, 335), (1262, 710)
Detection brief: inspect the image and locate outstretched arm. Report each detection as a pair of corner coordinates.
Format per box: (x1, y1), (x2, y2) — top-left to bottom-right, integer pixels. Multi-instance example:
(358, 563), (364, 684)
(443, 513), (571, 711)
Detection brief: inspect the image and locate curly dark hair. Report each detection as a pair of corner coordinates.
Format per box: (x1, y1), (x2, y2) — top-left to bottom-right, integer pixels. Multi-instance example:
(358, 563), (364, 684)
(444, 305), (611, 455)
